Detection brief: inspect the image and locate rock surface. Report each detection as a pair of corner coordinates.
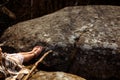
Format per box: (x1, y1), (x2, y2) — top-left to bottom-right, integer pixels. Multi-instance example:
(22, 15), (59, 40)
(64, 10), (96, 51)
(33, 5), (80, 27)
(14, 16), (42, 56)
(0, 5), (120, 79)
(30, 71), (85, 80)
(6, 71), (85, 80)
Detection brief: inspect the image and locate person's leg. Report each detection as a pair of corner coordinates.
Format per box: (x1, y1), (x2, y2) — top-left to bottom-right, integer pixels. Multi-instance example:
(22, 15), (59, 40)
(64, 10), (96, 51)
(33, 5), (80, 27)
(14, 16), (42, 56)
(18, 46), (43, 63)
(0, 47), (2, 53)
(0, 47), (2, 61)
(18, 46), (42, 55)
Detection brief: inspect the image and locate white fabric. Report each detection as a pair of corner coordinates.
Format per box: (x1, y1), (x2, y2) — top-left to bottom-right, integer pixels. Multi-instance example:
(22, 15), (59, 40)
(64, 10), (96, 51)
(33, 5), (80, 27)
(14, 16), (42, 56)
(6, 53), (24, 65)
(0, 53), (29, 80)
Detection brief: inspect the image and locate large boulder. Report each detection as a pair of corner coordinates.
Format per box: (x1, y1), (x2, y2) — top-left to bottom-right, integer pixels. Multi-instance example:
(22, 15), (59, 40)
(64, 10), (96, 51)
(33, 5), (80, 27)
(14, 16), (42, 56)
(0, 5), (120, 79)
(6, 71), (85, 80)
(30, 71), (85, 80)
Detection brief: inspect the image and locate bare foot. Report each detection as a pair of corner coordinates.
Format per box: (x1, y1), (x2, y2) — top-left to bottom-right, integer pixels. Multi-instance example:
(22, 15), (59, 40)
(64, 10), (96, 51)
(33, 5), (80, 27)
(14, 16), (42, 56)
(31, 46), (43, 57)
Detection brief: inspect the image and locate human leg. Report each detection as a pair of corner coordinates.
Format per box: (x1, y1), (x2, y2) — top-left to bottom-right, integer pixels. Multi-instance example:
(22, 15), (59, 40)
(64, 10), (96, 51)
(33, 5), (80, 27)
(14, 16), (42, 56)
(0, 47), (2, 53)
(18, 46), (43, 63)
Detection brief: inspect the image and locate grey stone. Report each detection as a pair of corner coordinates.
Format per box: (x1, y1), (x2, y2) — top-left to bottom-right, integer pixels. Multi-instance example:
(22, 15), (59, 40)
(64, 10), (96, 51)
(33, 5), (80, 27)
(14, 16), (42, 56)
(0, 5), (120, 79)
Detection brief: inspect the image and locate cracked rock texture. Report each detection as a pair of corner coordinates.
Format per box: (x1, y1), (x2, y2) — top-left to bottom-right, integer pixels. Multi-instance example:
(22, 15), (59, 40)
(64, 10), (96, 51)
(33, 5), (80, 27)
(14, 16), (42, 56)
(0, 5), (120, 79)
